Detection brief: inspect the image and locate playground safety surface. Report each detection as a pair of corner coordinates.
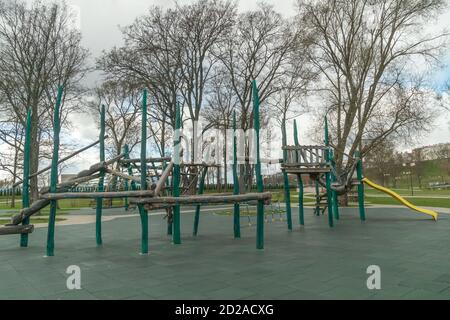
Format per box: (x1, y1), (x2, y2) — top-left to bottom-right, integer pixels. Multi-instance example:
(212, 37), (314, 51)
(1, 207), (450, 300)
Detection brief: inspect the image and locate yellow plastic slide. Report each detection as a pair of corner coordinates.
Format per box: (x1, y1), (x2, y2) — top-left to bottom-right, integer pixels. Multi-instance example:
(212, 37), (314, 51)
(362, 178), (438, 221)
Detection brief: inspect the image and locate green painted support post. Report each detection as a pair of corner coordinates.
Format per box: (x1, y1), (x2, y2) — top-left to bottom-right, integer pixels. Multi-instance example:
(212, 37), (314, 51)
(281, 119), (293, 231)
(172, 103), (182, 245)
(293, 120), (304, 226)
(123, 145), (130, 211)
(324, 117), (334, 227)
(314, 180), (320, 216)
(138, 90), (149, 254)
(355, 151), (366, 221)
(20, 108), (32, 247)
(252, 80), (265, 250)
(193, 166), (207, 236)
(46, 86), (63, 257)
(232, 111), (241, 238)
(330, 149), (339, 220)
(96, 104), (106, 245)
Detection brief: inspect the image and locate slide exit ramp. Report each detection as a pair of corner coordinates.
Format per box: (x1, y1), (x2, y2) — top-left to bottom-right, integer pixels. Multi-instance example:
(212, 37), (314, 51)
(362, 178), (438, 221)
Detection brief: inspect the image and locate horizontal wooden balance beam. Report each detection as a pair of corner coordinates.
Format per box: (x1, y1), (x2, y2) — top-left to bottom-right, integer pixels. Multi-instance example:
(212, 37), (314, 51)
(120, 157), (171, 164)
(40, 190), (156, 200)
(130, 192), (272, 207)
(281, 168), (331, 174)
(0, 224), (34, 235)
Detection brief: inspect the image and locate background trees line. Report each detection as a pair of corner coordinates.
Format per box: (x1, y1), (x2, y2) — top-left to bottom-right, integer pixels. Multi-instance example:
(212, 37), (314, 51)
(0, 0), (449, 204)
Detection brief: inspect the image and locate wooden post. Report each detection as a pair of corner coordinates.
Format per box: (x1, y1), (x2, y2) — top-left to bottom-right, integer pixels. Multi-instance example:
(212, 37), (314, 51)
(293, 120), (304, 226)
(324, 117), (334, 228)
(330, 149), (339, 220)
(356, 151), (366, 221)
(96, 104), (105, 245)
(193, 166), (207, 236)
(162, 159), (173, 236)
(138, 90), (149, 254)
(252, 80), (265, 250)
(232, 111), (241, 238)
(46, 86), (63, 257)
(282, 118), (293, 231)
(20, 108), (32, 247)
(172, 103), (182, 245)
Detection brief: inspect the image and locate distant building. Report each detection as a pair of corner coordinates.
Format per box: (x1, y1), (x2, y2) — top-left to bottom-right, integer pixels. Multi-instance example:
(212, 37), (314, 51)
(412, 142), (450, 161)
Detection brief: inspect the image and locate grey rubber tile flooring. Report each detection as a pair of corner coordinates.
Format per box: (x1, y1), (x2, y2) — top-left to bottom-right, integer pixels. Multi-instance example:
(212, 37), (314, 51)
(1, 207), (449, 300)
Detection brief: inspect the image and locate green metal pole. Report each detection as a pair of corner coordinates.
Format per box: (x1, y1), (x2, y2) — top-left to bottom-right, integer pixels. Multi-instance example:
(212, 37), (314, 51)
(20, 108), (32, 247)
(96, 104), (105, 245)
(172, 103), (182, 245)
(138, 90), (149, 254)
(46, 86), (63, 257)
(123, 145), (130, 211)
(232, 111), (241, 238)
(252, 80), (265, 250)
(355, 151), (366, 221)
(293, 120), (304, 226)
(193, 166), (207, 236)
(330, 149), (339, 220)
(314, 180), (320, 216)
(281, 118), (293, 231)
(324, 117), (334, 227)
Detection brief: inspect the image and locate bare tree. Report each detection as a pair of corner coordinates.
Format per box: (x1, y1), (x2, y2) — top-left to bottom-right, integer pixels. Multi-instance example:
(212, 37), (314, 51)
(175, 0), (236, 146)
(0, 0), (89, 201)
(0, 114), (24, 207)
(98, 6), (183, 130)
(298, 0), (449, 177)
(216, 3), (298, 130)
(364, 139), (397, 186)
(89, 80), (142, 159)
(203, 67), (239, 187)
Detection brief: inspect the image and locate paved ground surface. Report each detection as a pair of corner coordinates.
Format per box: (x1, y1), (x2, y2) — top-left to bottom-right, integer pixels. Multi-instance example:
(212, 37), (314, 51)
(1, 206), (450, 300)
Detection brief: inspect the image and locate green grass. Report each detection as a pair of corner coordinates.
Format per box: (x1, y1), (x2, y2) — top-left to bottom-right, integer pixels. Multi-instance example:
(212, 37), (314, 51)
(364, 188), (450, 197)
(365, 196), (450, 208)
(0, 198), (125, 211)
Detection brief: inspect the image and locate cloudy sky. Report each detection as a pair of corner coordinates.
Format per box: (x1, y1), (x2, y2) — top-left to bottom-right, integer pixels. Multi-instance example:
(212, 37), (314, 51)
(11, 0), (450, 176)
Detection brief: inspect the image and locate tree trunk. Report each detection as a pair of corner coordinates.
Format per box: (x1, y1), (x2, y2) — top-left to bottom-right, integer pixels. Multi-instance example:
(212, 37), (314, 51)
(29, 109), (40, 214)
(338, 193), (349, 207)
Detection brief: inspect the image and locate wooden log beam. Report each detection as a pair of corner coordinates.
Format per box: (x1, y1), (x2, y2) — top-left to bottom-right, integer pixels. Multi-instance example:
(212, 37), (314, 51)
(0, 224), (34, 235)
(40, 173), (102, 195)
(12, 138), (107, 188)
(120, 157), (171, 164)
(130, 192), (272, 206)
(154, 162), (174, 196)
(11, 199), (51, 225)
(105, 168), (141, 183)
(40, 190), (155, 200)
